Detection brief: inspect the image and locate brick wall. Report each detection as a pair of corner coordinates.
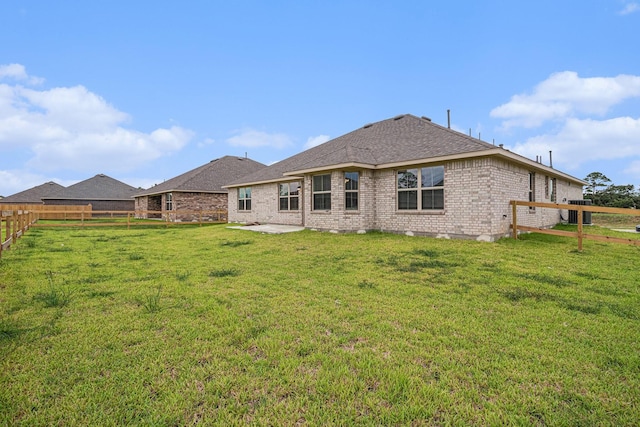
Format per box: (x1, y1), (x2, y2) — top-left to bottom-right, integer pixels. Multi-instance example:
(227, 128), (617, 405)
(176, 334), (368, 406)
(228, 157), (584, 241)
(229, 182), (303, 225)
(136, 192), (228, 221)
(173, 192), (227, 221)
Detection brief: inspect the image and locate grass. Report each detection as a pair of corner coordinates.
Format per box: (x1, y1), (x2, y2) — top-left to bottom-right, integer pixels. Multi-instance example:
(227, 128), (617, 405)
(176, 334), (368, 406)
(592, 212), (640, 229)
(0, 224), (639, 425)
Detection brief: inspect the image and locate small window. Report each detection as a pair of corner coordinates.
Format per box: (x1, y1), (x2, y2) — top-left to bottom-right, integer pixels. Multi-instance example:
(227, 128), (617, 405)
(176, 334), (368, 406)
(166, 192), (173, 211)
(550, 178), (557, 202)
(312, 174), (331, 210)
(345, 172), (359, 210)
(398, 166), (444, 210)
(279, 182), (300, 211)
(529, 172), (536, 210)
(545, 176), (550, 199)
(238, 187), (251, 211)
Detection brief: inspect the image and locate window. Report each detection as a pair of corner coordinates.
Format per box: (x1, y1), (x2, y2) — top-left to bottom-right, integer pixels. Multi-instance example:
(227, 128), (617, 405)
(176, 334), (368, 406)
(165, 192), (173, 211)
(550, 178), (557, 202)
(279, 182), (300, 211)
(397, 166), (444, 210)
(238, 187), (251, 211)
(312, 174), (331, 210)
(545, 176), (550, 199)
(345, 172), (359, 210)
(529, 172), (536, 210)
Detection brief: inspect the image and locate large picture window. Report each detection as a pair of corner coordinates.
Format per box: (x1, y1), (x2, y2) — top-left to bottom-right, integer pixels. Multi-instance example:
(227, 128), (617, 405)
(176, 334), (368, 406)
(397, 166), (444, 210)
(312, 174), (331, 210)
(345, 172), (359, 210)
(238, 187), (251, 211)
(279, 182), (300, 211)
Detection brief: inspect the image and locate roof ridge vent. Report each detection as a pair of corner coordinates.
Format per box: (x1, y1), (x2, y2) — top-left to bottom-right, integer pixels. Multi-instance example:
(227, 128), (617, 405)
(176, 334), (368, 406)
(363, 123), (373, 128)
(421, 116), (431, 122)
(393, 114), (405, 120)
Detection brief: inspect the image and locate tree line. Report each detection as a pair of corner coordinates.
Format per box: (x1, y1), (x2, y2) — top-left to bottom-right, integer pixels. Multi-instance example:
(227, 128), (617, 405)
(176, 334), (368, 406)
(583, 172), (640, 208)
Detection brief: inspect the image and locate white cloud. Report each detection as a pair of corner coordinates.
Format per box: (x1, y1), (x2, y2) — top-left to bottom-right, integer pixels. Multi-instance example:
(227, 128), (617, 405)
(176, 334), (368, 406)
(619, 2), (640, 15)
(0, 63), (44, 85)
(304, 134), (330, 149)
(623, 160), (640, 180)
(491, 71), (640, 129)
(226, 129), (293, 149)
(508, 116), (640, 171)
(0, 63), (193, 173)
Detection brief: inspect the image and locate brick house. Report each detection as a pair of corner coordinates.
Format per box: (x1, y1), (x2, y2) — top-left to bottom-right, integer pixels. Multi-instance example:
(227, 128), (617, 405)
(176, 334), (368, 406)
(41, 174), (138, 212)
(134, 156), (266, 221)
(225, 114), (585, 241)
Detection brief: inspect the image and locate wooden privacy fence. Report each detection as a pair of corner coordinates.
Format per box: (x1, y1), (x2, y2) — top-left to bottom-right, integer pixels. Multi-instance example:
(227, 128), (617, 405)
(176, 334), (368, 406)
(1, 209), (37, 258)
(510, 200), (640, 251)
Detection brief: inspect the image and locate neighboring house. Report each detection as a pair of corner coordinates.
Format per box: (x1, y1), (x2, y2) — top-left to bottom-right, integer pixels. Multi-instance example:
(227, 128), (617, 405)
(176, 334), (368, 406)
(41, 174), (139, 212)
(225, 114), (585, 241)
(134, 155), (266, 221)
(0, 181), (66, 205)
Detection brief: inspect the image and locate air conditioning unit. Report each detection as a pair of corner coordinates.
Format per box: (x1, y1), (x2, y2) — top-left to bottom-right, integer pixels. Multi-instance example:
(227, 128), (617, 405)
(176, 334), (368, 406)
(568, 199), (592, 225)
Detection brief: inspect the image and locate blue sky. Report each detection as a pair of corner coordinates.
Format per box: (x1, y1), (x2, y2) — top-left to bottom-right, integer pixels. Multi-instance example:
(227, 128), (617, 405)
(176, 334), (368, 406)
(1, 0), (639, 196)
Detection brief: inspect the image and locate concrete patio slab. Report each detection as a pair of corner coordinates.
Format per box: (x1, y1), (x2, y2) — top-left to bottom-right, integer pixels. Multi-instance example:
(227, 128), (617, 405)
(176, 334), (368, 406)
(227, 224), (305, 234)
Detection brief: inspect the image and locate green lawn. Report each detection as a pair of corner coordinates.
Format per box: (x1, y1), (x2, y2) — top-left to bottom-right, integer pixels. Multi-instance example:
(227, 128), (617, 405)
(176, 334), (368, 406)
(1, 225), (639, 425)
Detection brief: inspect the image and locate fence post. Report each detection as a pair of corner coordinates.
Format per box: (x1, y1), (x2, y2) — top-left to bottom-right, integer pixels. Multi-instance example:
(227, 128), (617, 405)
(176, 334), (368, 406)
(12, 211), (18, 243)
(577, 205), (583, 252)
(511, 201), (518, 239)
(199, 210), (202, 226)
(127, 212), (131, 230)
(5, 213), (10, 245)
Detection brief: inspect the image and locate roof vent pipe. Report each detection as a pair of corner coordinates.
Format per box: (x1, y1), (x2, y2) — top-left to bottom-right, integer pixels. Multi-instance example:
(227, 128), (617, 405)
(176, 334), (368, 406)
(549, 150), (553, 168)
(447, 109), (451, 129)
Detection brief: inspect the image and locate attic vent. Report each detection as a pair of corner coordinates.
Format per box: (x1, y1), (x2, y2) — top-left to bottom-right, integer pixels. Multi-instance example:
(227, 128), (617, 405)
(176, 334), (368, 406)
(210, 158), (219, 162)
(393, 114), (405, 120)
(363, 123), (373, 128)
(98, 174), (106, 177)
(421, 116), (431, 122)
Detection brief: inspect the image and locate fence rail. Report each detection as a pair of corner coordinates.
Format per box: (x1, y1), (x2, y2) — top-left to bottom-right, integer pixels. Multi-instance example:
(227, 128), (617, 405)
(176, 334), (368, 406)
(510, 200), (640, 251)
(0, 203), (92, 220)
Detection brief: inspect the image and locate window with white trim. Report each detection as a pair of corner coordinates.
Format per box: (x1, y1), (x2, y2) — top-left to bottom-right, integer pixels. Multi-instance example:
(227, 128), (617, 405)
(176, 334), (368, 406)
(279, 182), (300, 211)
(312, 174), (331, 210)
(166, 192), (173, 211)
(345, 172), (359, 210)
(238, 187), (251, 211)
(550, 178), (557, 202)
(397, 166), (444, 210)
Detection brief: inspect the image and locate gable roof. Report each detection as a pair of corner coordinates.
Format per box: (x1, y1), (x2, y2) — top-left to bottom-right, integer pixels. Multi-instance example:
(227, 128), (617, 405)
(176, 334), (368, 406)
(42, 174), (139, 201)
(134, 156), (267, 197)
(1, 181), (66, 204)
(226, 114), (585, 187)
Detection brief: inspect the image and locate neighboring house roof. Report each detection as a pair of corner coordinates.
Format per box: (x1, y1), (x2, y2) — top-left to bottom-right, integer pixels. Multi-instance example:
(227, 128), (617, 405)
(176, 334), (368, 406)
(1, 181), (66, 204)
(226, 114), (585, 187)
(134, 155), (267, 197)
(42, 174), (139, 201)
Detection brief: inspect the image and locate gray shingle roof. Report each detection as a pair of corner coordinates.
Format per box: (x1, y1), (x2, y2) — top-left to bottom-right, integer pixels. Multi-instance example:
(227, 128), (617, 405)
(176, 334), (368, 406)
(134, 156), (266, 197)
(226, 114), (497, 186)
(42, 174), (139, 201)
(1, 181), (66, 204)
